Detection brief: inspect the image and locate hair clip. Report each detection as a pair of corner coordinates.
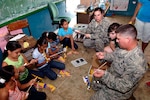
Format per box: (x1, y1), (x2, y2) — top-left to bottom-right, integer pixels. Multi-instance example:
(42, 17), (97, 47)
(0, 77), (6, 84)
(46, 32), (49, 37)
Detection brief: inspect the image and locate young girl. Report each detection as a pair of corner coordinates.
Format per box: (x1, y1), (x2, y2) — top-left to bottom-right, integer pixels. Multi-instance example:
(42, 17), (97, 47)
(0, 65), (27, 100)
(41, 32), (65, 62)
(2, 41), (45, 97)
(0, 65), (46, 100)
(42, 32), (60, 55)
(32, 37), (65, 80)
(104, 23), (121, 53)
(58, 19), (78, 54)
(2, 41), (43, 82)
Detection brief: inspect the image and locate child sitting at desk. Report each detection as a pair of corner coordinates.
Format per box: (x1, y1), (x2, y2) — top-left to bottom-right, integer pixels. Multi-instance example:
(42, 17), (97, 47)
(58, 18), (78, 55)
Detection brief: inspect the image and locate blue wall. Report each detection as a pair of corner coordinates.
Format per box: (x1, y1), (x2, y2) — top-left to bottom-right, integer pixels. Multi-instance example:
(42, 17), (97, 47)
(106, 0), (137, 16)
(23, 1), (70, 39)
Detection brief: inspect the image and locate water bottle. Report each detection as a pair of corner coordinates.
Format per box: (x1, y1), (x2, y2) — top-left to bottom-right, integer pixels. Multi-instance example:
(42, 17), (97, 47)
(99, 0), (106, 10)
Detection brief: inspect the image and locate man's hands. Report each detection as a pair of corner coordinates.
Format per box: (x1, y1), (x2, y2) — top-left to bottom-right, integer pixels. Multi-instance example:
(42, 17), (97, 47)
(96, 52), (105, 60)
(93, 69), (105, 78)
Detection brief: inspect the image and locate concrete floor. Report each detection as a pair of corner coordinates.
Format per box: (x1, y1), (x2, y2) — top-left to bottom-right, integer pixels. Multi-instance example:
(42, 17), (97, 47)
(38, 15), (150, 100)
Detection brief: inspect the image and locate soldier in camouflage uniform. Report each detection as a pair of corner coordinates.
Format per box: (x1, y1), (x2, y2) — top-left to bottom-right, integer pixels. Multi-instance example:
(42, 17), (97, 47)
(83, 7), (110, 52)
(90, 24), (148, 100)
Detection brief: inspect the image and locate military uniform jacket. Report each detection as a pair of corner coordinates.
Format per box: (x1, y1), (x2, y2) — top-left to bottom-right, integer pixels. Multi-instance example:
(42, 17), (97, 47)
(91, 46), (148, 100)
(86, 18), (110, 44)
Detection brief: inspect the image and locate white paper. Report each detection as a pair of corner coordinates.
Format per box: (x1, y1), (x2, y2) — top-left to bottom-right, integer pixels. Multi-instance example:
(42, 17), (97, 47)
(9, 34), (25, 41)
(110, 0), (129, 11)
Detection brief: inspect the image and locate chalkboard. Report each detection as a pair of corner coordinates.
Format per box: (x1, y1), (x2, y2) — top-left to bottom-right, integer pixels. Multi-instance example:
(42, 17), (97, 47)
(0, 0), (64, 27)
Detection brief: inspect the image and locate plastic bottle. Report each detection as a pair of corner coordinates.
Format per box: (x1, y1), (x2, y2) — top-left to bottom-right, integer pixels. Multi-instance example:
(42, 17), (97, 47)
(99, 0), (106, 10)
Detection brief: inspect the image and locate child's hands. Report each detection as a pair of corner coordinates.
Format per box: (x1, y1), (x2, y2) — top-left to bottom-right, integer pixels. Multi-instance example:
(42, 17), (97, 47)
(65, 35), (71, 38)
(29, 59), (38, 64)
(28, 79), (36, 86)
(22, 92), (29, 100)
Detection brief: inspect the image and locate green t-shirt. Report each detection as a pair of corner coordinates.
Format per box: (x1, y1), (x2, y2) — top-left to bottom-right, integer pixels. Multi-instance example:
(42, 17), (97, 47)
(4, 55), (29, 81)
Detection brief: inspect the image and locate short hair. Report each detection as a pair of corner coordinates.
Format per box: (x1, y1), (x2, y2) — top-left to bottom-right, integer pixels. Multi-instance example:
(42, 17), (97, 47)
(60, 19), (67, 26)
(116, 24), (137, 39)
(108, 23), (121, 33)
(94, 7), (104, 14)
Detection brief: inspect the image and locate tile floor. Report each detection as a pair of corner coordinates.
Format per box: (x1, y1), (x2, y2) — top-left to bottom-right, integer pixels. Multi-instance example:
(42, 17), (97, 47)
(35, 1), (150, 99)
(40, 15), (150, 100)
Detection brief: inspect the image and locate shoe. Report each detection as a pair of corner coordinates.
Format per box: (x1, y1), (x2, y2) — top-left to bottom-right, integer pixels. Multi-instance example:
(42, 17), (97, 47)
(58, 56), (65, 63)
(59, 70), (71, 77)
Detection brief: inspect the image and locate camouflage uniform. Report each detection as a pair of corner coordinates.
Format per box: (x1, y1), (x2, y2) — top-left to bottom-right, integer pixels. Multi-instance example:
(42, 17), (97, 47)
(83, 18), (110, 52)
(91, 46), (148, 100)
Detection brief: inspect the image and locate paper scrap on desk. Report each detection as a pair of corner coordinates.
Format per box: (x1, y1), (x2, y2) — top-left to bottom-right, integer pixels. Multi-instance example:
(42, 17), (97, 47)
(9, 34), (25, 41)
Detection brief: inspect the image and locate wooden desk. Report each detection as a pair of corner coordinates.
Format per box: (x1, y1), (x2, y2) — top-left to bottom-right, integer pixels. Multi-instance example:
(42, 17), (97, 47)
(8, 34), (36, 60)
(18, 35), (36, 53)
(76, 12), (91, 24)
(8, 34), (36, 52)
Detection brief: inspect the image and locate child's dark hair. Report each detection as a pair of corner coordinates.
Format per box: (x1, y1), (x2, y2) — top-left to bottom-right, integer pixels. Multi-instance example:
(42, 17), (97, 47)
(108, 23), (121, 33)
(3, 41), (22, 60)
(0, 65), (14, 88)
(59, 18), (67, 28)
(42, 32), (57, 41)
(35, 37), (48, 47)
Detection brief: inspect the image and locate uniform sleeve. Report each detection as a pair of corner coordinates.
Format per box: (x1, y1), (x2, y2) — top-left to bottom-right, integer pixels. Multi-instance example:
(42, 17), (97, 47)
(90, 19), (110, 41)
(100, 55), (147, 93)
(86, 21), (93, 34)
(103, 51), (116, 62)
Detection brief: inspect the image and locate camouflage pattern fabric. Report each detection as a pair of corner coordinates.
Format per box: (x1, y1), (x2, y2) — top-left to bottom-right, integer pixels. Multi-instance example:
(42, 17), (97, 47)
(83, 18), (110, 51)
(91, 46), (148, 100)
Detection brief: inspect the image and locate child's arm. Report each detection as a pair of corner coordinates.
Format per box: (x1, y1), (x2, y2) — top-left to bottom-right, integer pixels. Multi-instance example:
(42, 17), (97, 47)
(109, 41), (116, 51)
(2, 61), (25, 72)
(70, 35), (75, 50)
(48, 47), (59, 55)
(0, 90), (9, 100)
(21, 54), (29, 64)
(17, 78), (36, 90)
(2, 61), (8, 67)
(58, 36), (65, 41)
(22, 54), (37, 68)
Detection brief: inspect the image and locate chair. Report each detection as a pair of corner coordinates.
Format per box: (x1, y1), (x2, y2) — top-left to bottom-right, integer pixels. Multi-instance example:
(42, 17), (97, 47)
(48, 2), (71, 25)
(7, 19), (32, 36)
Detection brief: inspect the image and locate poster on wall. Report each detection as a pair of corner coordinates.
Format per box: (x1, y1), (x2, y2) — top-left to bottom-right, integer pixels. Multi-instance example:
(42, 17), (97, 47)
(110, 0), (129, 11)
